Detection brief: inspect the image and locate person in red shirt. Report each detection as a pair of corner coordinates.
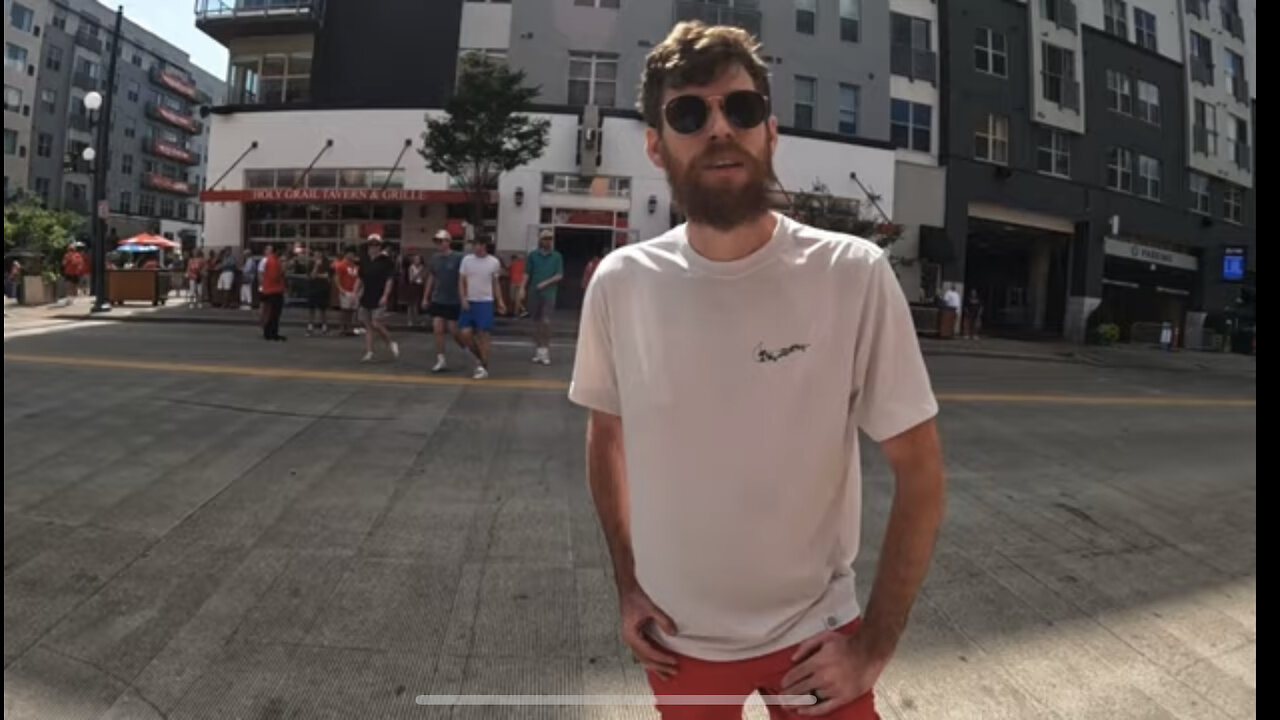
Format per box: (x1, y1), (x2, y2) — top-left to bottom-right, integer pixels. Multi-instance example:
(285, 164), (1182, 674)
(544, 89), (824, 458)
(259, 244), (287, 341)
(61, 245), (88, 302)
(332, 248), (360, 336)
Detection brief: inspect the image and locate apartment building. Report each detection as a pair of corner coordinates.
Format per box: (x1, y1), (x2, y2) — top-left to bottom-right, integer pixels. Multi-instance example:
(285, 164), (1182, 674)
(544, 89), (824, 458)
(195, 0), (902, 309)
(6, 0), (223, 245)
(4, 0), (50, 200)
(935, 0), (1256, 344)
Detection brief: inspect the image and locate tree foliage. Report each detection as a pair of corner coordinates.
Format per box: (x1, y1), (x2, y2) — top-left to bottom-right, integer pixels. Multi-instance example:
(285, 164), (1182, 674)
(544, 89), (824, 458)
(419, 53), (551, 226)
(785, 180), (905, 255)
(4, 193), (86, 280)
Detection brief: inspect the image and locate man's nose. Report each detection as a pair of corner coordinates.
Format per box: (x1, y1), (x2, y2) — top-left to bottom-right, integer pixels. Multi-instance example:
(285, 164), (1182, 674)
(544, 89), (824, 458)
(704, 101), (735, 139)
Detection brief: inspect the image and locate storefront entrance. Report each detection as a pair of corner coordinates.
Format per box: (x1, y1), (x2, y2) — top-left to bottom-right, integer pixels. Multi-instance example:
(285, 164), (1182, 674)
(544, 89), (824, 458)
(535, 207), (636, 311)
(963, 218), (1069, 338)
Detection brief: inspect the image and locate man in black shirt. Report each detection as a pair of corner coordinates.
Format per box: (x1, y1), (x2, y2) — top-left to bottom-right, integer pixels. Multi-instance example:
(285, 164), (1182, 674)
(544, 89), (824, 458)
(357, 235), (399, 362)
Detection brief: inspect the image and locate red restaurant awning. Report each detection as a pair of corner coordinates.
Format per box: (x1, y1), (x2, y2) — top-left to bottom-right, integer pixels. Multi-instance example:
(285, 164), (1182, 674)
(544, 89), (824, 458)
(198, 188), (495, 204)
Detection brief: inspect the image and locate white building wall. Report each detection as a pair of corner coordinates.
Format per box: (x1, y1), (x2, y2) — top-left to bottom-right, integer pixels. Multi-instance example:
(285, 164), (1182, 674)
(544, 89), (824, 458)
(202, 109), (899, 264)
(459, 1), (512, 52)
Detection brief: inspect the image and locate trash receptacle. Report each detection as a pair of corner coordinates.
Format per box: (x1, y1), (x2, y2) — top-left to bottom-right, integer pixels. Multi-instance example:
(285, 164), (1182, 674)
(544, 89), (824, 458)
(938, 308), (957, 339)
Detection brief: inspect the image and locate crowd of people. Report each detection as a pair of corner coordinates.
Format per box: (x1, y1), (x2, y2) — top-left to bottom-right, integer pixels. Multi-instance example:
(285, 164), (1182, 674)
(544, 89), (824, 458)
(173, 228), (570, 380)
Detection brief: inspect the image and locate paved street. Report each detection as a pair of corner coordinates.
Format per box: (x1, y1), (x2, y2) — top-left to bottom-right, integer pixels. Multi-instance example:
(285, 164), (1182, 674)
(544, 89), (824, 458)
(3, 320), (1256, 719)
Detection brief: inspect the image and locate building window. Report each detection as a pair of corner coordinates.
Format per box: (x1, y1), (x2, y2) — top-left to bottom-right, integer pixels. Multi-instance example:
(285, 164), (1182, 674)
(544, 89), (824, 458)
(1036, 127), (1070, 177)
(567, 51), (617, 107)
(5, 43), (28, 72)
(837, 83), (858, 136)
(974, 27), (1007, 77)
(1106, 69), (1132, 114)
(1134, 8), (1157, 51)
(36, 132), (51, 157)
(159, 198), (173, 218)
(975, 113), (1009, 164)
(573, 0), (619, 6)
(1223, 184), (1243, 223)
(34, 176), (50, 203)
(1220, 0), (1242, 37)
(124, 118), (136, 138)
(76, 57), (99, 79)
(3, 85), (21, 113)
(51, 9), (66, 29)
(1041, 43), (1077, 108)
(1224, 49), (1246, 100)
(39, 88), (55, 112)
(1226, 114), (1249, 168)
(131, 53), (142, 67)
(1189, 31), (1213, 85)
(3, 129), (17, 155)
(1189, 173), (1210, 214)
(121, 153), (133, 174)
(839, 0), (860, 42)
(890, 99), (931, 152)
(127, 80), (139, 102)
(1104, 0), (1127, 39)
(229, 52), (312, 105)
(119, 190), (131, 213)
(792, 76), (815, 130)
(138, 193), (156, 216)
(1137, 154), (1161, 199)
(1194, 100), (1217, 155)
(45, 46), (62, 72)
(1136, 80), (1160, 124)
(10, 2), (34, 32)
(1041, 0), (1075, 27)
(795, 0), (815, 34)
(1106, 147), (1133, 192)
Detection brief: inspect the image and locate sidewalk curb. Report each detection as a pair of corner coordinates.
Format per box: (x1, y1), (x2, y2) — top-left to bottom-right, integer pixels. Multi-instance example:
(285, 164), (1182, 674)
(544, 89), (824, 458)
(47, 311), (582, 338)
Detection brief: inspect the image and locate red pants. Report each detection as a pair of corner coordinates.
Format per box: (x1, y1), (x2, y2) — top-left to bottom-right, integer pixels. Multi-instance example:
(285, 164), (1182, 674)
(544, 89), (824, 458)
(645, 619), (879, 719)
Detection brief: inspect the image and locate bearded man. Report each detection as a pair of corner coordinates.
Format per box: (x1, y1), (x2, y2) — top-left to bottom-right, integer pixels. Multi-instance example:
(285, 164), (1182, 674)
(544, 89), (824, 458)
(568, 20), (947, 720)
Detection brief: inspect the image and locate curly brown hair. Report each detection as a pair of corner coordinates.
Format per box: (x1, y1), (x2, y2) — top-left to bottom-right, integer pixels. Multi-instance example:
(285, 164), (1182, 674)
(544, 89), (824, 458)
(638, 21), (771, 130)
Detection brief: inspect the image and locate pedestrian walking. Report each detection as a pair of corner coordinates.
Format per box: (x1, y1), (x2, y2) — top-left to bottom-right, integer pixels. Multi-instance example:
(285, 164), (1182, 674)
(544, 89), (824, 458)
(424, 229), (464, 373)
(357, 235), (399, 362)
(457, 236), (505, 379)
(568, 21), (946, 719)
(523, 228), (564, 365)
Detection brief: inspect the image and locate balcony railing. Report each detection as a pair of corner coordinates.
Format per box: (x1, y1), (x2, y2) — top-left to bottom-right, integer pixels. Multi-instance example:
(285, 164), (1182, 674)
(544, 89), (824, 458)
(1190, 60), (1214, 85)
(1193, 126), (1213, 154)
(74, 30), (103, 53)
(1233, 141), (1251, 170)
(67, 114), (92, 133)
(146, 102), (203, 135)
(1222, 11), (1244, 40)
(71, 71), (100, 92)
(1040, 73), (1080, 111)
(1231, 76), (1249, 103)
(1044, 0), (1078, 31)
(195, 0), (325, 45)
(150, 66), (200, 103)
(673, 1), (762, 40)
(146, 138), (201, 165)
(144, 172), (197, 196)
(890, 44), (937, 84)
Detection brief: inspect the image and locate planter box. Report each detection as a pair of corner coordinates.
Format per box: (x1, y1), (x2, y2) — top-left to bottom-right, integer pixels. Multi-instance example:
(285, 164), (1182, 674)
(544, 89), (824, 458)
(20, 276), (55, 306)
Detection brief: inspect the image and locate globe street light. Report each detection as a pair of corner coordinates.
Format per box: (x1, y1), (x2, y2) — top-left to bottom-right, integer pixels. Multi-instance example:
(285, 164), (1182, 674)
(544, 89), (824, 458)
(81, 146), (96, 163)
(83, 90), (103, 112)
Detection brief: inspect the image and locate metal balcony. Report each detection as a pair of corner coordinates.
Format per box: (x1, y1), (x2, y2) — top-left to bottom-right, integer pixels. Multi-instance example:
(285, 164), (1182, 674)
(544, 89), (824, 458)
(890, 44), (937, 84)
(150, 66), (200, 103)
(146, 102), (204, 135)
(1231, 76), (1249, 103)
(1044, 0), (1077, 31)
(146, 138), (200, 166)
(67, 113), (92, 133)
(144, 172), (197, 196)
(1190, 61), (1214, 86)
(673, 1), (762, 40)
(1222, 11), (1244, 40)
(74, 30), (103, 54)
(71, 71), (100, 92)
(194, 0), (325, 46)
(1233, 141), (1251, 171)
(1193, 126), (1212, 155)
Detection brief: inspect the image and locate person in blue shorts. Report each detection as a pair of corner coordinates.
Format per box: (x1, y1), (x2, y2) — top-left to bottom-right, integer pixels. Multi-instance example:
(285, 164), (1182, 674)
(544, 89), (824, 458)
(457, 238), (506, 379)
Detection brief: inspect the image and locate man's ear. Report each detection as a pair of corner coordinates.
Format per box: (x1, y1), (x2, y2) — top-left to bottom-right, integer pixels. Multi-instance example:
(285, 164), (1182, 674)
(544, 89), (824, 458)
(645, 126), (666, 170)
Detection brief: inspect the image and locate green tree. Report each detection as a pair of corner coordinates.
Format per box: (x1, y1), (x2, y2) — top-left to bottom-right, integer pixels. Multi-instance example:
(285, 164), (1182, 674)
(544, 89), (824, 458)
(786, 180), (905, 261)
(418, 52), (551, 231)
(4, 194), (86, 281)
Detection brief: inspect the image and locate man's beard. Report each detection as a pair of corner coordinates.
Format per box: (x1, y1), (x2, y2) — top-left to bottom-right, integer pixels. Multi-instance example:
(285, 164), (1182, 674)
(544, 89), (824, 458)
(661, 139), (775, 231)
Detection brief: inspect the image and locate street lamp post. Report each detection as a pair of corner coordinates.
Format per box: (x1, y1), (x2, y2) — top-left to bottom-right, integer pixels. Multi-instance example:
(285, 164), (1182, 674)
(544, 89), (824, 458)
(87, 6), (123, 313)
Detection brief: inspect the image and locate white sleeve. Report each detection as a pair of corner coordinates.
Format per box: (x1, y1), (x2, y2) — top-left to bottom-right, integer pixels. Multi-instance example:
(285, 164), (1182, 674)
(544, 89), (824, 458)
(850, 255), (939, 442)
(568, 264), (621, 415)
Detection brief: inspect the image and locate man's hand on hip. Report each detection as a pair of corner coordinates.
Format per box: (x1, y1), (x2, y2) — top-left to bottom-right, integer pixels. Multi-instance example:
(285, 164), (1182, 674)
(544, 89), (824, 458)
(779, 627), (890, 716)
(619, 585), (680, 679)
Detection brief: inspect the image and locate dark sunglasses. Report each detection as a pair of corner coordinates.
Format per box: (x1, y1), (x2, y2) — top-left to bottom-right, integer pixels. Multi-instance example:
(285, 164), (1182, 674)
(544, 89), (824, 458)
(662, 90), (770, 135)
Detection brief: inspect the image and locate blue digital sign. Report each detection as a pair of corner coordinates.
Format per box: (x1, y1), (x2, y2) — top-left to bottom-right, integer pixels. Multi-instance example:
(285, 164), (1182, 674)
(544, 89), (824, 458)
(1223, 247), (1246, 282)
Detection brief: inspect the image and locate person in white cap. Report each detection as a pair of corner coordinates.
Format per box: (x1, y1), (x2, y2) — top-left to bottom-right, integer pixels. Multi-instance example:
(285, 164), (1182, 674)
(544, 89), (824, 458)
(423, 229), (464, 372)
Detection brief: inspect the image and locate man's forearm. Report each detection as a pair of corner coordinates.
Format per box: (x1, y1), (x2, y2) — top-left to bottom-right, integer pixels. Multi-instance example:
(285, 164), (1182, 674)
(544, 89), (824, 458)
(861, 447), (945, 658)
(586, 413), (636, 594)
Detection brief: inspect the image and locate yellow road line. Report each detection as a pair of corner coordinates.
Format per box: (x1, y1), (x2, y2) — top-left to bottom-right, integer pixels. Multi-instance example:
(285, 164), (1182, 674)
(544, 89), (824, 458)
(3, 353), (1256, 407)
(2, 353), (568, 391)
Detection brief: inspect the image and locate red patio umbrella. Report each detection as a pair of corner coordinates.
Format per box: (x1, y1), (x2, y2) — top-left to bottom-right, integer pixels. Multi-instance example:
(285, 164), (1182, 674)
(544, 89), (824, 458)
(118, 233), (180, 249)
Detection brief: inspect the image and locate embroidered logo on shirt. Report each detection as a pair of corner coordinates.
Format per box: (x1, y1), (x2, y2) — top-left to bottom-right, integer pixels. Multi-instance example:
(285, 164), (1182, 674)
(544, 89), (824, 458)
(755, 342), (810, 363)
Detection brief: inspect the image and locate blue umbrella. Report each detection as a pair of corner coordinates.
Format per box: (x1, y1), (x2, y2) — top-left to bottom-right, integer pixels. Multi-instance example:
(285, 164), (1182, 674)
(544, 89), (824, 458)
(118, 243), (159, 253)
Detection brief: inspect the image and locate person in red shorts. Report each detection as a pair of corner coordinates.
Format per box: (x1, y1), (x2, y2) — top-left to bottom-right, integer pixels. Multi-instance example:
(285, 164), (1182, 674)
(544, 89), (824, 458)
(568, 21), (947, 720)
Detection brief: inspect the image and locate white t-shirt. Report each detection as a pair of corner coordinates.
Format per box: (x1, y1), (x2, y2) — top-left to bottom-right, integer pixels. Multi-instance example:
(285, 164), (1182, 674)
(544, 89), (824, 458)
(459, 253), (501, 302)
(568, 212), (938, 662)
